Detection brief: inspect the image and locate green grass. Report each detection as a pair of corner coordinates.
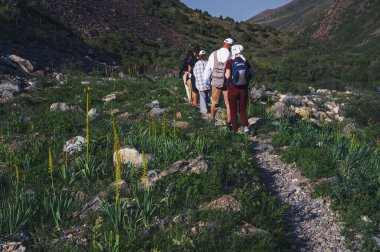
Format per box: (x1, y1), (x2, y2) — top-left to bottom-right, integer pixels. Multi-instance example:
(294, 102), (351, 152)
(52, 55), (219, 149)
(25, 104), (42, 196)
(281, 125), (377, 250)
(271, 118), (380, 250)
(0, 75), (289, 251)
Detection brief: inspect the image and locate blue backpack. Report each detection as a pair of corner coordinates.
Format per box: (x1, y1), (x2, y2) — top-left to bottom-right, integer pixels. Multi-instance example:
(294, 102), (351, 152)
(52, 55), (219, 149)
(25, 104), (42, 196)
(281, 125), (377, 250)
(231, 58), (253, 86)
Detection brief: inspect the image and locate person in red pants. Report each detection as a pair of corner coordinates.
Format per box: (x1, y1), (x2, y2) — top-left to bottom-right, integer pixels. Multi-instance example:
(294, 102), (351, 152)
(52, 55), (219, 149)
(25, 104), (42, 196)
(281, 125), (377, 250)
(225, 45), (253, 133)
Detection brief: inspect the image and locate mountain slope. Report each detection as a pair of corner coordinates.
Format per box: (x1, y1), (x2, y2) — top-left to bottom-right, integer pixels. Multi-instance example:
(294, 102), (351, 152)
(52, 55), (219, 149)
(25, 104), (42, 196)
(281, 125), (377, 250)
(249, 0), (380, 46)
(248, 0), (334, 33)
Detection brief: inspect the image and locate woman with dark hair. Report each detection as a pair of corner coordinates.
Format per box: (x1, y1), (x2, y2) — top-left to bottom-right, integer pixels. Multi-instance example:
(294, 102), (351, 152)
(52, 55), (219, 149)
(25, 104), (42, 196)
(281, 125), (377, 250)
(179, 50), (193, 103)
(179, 49), (198, 105)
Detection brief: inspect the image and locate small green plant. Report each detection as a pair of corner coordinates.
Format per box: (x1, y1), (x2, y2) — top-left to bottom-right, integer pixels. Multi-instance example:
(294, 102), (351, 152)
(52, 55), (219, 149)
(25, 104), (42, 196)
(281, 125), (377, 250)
(0, 193), (36, 234)
(42, 191), (73, 230)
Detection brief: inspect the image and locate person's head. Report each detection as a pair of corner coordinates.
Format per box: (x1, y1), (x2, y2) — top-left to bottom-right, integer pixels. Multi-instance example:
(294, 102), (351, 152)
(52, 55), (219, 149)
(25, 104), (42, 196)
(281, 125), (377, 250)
(231, 44), (246, 61)
(193, 45), (200, 56)
(186, 50), (193, 58)
(199, 50), (207, 60)
(223, 38), (234, 50)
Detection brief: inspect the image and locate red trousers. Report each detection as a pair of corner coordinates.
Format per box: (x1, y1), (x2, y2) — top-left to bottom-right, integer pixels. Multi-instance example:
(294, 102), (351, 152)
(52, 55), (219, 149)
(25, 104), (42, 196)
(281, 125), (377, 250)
(228, 83), (249, 132)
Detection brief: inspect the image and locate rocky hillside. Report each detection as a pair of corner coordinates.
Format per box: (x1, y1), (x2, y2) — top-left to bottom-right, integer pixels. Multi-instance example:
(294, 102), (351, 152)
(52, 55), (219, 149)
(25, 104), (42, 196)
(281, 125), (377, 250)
(249, 0), (380, 46)
(248, 0), (333, 34)
(34, 0), (188, 46)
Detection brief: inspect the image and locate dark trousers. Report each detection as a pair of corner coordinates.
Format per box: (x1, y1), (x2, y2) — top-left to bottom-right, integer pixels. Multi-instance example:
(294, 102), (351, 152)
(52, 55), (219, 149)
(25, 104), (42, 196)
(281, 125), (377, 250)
(228, 84), (249, 132)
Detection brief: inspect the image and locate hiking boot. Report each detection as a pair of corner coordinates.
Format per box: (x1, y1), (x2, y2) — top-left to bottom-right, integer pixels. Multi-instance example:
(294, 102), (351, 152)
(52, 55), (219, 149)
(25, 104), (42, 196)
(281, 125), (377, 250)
(243, 126), (250, 133)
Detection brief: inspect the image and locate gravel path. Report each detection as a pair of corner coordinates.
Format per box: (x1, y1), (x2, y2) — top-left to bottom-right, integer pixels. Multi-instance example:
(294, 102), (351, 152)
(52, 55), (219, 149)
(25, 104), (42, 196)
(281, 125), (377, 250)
(250, 135), (351, 252)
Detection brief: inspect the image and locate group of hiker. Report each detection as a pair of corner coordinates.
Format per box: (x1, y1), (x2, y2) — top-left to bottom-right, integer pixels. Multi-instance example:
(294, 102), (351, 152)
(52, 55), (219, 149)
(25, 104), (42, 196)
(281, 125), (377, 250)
(179, 38), (253, 133)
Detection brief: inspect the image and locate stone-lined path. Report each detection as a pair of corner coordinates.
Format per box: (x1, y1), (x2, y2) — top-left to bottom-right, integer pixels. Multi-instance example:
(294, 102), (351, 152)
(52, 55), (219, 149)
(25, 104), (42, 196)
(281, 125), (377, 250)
(250, 135), (351, 252)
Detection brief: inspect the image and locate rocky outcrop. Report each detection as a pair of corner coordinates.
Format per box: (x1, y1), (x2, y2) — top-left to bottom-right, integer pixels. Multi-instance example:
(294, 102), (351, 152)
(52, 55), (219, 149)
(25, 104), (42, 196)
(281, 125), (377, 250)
(255, 86), (351, 125)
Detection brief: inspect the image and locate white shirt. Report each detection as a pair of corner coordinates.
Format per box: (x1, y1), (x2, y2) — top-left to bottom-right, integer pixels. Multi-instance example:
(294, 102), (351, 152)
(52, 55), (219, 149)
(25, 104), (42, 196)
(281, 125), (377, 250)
(203, 48), (231, 81)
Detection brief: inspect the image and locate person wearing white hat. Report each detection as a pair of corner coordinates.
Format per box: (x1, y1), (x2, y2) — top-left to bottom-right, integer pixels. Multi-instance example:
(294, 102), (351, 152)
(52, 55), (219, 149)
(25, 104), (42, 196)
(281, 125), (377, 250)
(203, 38), (234, 124)
(225, 44), (253, 133)
(193, 50), (209, 114)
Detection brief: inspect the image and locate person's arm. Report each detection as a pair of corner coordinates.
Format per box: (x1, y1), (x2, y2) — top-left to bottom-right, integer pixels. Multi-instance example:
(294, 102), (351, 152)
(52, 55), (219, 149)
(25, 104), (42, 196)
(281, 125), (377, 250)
(225, 69), (231, 79)
(203, 52), (214, 81)
(225, 59), (233, 79)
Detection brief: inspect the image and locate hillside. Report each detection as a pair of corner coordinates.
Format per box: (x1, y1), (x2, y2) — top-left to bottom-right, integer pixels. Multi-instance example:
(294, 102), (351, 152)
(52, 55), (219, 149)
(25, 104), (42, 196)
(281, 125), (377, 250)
(248, 0), (333, 34)
(249, 0), (380, 46)
(1, 0), (301, 73)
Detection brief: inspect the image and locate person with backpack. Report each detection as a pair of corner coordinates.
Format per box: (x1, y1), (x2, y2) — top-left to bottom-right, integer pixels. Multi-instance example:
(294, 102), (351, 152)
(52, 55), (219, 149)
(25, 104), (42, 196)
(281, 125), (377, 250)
(193, 50), (209, 114)
(203, 38), (234, 125)
(226, 44), (254, 133)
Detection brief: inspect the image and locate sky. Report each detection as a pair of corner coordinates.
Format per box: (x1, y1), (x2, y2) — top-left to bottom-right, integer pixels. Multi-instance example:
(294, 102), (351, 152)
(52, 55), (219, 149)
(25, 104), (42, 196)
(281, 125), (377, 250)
(180, 0), (292, 22)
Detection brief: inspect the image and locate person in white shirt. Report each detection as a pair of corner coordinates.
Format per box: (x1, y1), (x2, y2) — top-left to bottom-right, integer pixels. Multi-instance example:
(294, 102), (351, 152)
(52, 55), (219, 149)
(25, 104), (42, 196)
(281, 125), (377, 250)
(203, 38), (234, 125)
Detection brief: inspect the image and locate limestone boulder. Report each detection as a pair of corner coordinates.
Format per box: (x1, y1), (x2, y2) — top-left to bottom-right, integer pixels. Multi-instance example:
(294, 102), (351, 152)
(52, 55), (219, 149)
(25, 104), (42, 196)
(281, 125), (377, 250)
(63, 136), (86, 155)
(114, 147), (143, 166)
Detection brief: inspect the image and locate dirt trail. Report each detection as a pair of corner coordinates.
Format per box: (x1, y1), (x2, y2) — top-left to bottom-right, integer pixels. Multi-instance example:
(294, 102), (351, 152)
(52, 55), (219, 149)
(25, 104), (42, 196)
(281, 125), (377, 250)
(250, 135), (351, 252)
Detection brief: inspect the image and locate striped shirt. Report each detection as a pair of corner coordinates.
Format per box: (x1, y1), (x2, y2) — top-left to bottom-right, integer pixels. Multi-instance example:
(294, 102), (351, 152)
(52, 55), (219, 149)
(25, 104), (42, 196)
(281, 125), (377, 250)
(193, 60), (209, 91)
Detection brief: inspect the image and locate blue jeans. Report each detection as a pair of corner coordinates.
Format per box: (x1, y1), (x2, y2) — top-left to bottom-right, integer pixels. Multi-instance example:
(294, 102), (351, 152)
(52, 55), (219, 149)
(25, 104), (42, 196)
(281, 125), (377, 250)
(199, 90), (210, 114)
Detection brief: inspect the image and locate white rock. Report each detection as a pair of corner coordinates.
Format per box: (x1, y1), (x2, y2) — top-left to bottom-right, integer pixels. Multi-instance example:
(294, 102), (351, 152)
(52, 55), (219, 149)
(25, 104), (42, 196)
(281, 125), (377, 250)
(88, 108), (98, 120)
(81, 81), (90, 85)
(50, 102), (70, 111)
(8, 54), (34, 73)
(63, 136), (86, 154)
(55, 73), (64, 81)
(102, 93), (118, 102)
(248, 117), (263, 127)
(114, 147), (143, 166)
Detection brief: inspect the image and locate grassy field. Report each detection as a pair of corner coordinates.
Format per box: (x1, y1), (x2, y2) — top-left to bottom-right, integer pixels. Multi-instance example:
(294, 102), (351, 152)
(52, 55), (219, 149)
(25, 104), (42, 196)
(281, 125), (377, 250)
(0, 75), (290, 251)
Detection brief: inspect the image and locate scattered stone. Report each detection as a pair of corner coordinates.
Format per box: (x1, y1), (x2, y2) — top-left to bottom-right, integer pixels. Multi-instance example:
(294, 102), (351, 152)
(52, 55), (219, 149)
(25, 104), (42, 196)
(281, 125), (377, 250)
(248, 117), (263, 127)
(8, 54), (34, 74)
(190, 221), (219, 236)
(154, 213), (190, 230)
(115, 147), (143, 166)
(50, 102), (83, 112)
(200, 195), (241, 212)
(342, 123), (358, 137)
(149, 100), (160, 109)
(74, 183), (117, 219)
(250, 87), (263, 101)
(1, 241), (26, 252)
(55, 73), (64, 81)
(75, 191), (86, 202)
(102, 92), (118, 102)
(159, 156), (211, 179)
(81, 81), (90, 85)
(63, 136), (86, 155)
(269, 102), (293, 118)
(317, 89), (332, 95)
(326, 176), (340, 185)
(361, 215), (371, 223)
(295, 107), (311, 119)
(150, 107), (165, 117)
(117, 112), (131, 120)
(240, 222), (269, 236)
(372, 233), (380, 248)
(88, 108), (98, 121)
(173, 121), (189, 129)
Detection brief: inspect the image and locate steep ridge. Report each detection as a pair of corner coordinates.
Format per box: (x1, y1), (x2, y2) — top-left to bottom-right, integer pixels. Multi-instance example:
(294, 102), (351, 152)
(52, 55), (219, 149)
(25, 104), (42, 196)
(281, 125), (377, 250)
(249, 0), (380, 46)
(248, 0), (334, 33)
